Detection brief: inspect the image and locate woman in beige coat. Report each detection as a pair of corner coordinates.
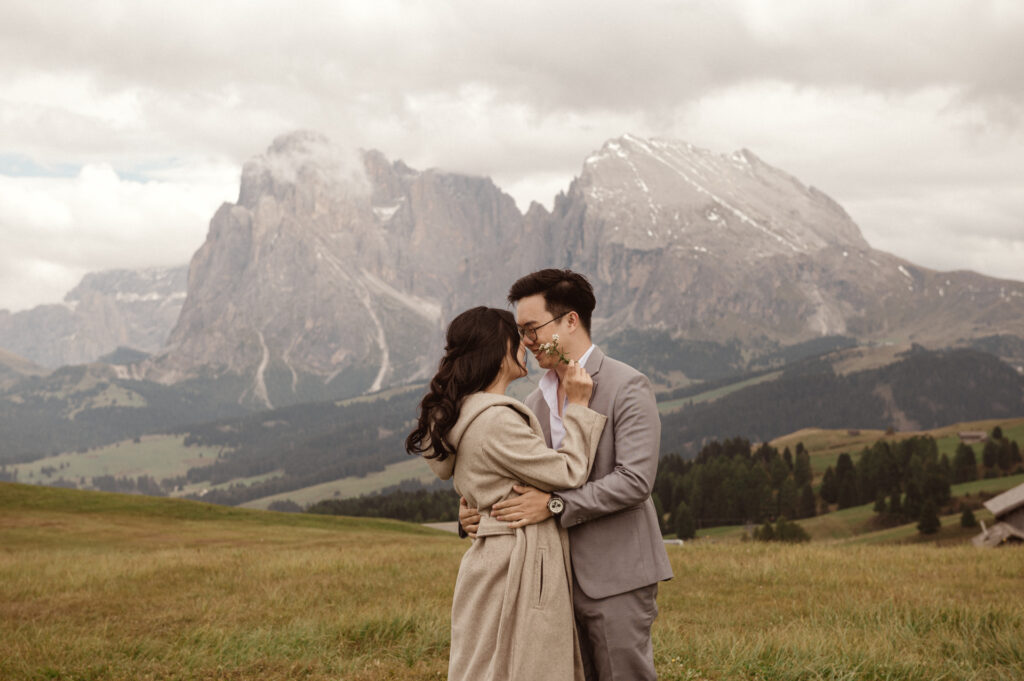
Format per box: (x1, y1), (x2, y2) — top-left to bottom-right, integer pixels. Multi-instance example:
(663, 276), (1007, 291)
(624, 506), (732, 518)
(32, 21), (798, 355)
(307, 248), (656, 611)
(406, 307), (606, 681)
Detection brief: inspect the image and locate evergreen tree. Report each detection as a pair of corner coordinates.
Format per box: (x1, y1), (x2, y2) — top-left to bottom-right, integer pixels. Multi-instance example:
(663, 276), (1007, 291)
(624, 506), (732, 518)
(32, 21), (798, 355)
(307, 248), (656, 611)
(837, 476), (858, 510)
(997, 440), (1014, 472)
(923, 460), (952, 507)
(960, 508), (977, 528)
(793, 449), (812, 488)
(873, 490), (887, 514)
(753, 520), (774, 541)
(939, 453), (952, 479)
(836, 452), (855, 484)
(951, 443), (978, 483)
(820, 466), (839, 504)
(652, 492), (667, 534)
(783, 447), (794, 470)
(769, 457), (790, 489)
(888, 491), (902, 517)
(917, 499), (940, 535)
(777, 478), (798, 519)
(674, 501), (696, 540)
(773, 517), (811, 543)
(671, 476), (688, 514)
(992, 425), (1004, 441)
(798, 483), (817, 519)
(982, 440), (999, 471)
(757, 482), (775, 524)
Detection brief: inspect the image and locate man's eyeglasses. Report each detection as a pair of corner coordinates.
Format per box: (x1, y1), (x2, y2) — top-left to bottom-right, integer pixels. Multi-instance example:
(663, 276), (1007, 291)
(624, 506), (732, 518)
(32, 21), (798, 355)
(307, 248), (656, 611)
(517, 311), (570, 342)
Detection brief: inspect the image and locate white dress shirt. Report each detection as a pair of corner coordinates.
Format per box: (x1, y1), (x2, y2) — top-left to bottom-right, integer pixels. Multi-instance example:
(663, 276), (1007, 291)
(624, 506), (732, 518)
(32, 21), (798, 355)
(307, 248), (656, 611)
(538, 344), (596, 449)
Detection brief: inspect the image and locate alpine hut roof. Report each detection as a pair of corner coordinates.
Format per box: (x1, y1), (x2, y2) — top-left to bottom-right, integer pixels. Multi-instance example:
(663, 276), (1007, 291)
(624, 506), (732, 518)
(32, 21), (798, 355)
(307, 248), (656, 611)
(984, 483), (1024, 518)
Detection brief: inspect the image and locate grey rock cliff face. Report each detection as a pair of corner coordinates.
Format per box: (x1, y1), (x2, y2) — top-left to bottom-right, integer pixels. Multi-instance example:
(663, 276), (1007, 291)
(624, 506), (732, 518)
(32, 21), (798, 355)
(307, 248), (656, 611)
(546, 135), (1024, 345)
(0, 266), (187, 368)
(143, 132), (1024, 405)
(147, 132), (537, 407)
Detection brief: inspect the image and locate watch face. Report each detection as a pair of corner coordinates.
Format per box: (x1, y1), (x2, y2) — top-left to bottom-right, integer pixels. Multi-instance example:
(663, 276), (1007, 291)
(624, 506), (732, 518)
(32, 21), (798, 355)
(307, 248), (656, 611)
(548, 497), (564, 514)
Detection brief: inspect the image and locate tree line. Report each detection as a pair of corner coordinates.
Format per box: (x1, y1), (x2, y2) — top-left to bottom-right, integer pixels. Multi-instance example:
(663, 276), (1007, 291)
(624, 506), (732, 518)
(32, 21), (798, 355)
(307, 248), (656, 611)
(298, 424), (1024, 541)
(653, 437), (818, 541)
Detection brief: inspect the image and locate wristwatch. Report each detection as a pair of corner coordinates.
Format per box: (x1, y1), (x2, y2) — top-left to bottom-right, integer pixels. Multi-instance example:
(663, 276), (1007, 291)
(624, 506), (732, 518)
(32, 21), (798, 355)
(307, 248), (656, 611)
(547, 495), (565, 516)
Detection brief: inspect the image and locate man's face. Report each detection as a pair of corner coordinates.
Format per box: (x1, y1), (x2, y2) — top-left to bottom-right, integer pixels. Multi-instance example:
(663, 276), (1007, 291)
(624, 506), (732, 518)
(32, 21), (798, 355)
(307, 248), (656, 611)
(515, 293), (562, 370)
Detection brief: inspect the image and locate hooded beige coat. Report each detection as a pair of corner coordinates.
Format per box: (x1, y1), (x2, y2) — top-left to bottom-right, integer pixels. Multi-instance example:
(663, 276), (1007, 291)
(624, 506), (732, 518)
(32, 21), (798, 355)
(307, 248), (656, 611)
(426, 392), (606, 681)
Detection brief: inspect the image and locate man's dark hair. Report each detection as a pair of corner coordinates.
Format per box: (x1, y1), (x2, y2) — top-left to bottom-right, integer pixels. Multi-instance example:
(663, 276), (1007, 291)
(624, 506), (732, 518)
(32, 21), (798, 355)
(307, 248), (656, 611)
(507, 269), (596, 335)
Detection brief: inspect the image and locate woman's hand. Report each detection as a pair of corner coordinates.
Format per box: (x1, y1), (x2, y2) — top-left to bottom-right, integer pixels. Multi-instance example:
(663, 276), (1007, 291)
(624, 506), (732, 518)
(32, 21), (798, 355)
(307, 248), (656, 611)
(459, 497), (480, 539)
(563, 359), (594, 406)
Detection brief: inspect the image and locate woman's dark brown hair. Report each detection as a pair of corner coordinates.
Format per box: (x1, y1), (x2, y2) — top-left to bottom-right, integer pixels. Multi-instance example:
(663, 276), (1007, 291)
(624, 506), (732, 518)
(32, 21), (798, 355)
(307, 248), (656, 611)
(405, 306), (523, 461)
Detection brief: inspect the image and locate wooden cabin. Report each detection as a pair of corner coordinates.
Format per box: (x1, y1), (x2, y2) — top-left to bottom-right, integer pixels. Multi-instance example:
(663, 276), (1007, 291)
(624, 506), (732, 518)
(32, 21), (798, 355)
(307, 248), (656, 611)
(973, 482), (1024, 547)
(958, 431), (988, 444)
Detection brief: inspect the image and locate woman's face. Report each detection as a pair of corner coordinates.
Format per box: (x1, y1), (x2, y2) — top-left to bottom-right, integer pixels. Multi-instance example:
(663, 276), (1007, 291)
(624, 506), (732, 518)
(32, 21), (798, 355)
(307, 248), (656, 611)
(504, 339), (528, 381)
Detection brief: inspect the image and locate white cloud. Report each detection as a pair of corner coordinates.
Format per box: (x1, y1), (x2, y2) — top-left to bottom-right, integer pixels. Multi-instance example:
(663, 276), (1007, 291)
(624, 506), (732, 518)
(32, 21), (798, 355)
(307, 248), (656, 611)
(849, 186), (1024, 281)
(0, 0), (1022, 310)
(0, 161), (237, 311)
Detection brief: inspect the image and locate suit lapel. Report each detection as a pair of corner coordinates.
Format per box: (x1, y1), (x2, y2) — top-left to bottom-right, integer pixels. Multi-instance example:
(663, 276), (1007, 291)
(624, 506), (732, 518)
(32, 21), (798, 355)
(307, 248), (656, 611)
(583, 345), (605, 409)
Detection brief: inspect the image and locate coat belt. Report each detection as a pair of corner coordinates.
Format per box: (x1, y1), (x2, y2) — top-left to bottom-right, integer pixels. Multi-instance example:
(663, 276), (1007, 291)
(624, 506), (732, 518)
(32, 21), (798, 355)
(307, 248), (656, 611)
(476, 511), (515, 537)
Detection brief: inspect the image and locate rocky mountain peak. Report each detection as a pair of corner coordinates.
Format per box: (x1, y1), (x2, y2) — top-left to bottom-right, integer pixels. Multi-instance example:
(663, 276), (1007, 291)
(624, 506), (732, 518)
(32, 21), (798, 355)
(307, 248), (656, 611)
(237, 130), (371, 209)
(0, 265), (187, 368)
(65, 267), (187, 306)
(574, 134), (870, 258)
(147, 134), (536, 407)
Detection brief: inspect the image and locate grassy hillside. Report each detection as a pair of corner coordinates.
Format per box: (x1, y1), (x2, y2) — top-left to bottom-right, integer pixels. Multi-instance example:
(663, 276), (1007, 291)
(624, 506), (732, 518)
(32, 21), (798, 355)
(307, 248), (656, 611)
(695, 472), (1024, 544)
(241, 458), (436, 510)
(657, 371), (782, 414)
(771, 417), (1024, 478)
(0, 347), (47, 390)
(8, 434), (222, 485)
(0, 364), (248, 464)
(3, 483), (1023, 680)
(659, 348), (1024, 452)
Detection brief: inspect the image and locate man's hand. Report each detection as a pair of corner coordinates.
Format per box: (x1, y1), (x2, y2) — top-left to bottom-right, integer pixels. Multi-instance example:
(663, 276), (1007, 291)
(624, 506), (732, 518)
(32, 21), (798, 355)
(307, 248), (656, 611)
(459, 497), (481, 539)
(491, 485), (553, 528)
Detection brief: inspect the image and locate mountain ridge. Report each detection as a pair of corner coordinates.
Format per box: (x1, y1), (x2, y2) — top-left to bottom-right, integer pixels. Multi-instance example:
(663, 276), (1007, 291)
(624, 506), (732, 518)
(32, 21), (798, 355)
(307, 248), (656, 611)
(0, 265), (188, 369)
(4, 132), (1023, 408)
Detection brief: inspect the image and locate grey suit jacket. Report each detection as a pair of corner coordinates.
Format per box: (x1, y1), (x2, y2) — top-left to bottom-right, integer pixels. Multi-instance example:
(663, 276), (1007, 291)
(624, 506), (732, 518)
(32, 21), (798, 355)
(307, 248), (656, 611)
(525, 345), (673, 600)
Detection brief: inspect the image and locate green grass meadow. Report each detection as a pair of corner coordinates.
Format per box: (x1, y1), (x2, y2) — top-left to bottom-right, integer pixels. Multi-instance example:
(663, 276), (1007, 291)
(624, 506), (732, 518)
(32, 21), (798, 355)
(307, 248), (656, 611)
(657, 372), (783, 414)
(3, 482), (1023, 680)
(242, 458), (437, 510)
(770, 417), (1024, 479)
(694, 472), (1024, 544)
(10, 435), (222, 486)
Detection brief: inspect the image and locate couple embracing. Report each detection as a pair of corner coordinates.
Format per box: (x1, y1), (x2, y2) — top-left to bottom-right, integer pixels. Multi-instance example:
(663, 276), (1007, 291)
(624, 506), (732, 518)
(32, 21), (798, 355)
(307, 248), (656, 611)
(406, 269), (673, 681)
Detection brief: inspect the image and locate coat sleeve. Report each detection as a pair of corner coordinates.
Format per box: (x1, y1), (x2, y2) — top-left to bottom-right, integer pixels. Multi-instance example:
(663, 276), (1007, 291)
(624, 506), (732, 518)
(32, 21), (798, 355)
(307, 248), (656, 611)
(480, 404), (606, 492)
(557, 373), (661, 527)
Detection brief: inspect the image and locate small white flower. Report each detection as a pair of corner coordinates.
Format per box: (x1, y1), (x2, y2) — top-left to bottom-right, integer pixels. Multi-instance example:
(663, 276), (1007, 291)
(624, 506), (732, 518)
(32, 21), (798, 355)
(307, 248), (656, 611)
(538, 334), (569, 364)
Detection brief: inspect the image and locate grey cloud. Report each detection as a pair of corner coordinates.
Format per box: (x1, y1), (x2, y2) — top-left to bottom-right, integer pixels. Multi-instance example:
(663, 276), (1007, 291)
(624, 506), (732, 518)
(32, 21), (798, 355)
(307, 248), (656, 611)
(1, 0), (1022, 310)
(4, 0), (1021, 161)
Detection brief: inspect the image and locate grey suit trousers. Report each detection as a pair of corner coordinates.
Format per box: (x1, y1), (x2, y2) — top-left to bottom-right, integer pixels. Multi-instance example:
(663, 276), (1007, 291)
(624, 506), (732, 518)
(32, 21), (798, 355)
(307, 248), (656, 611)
(573, 575), (659, 681)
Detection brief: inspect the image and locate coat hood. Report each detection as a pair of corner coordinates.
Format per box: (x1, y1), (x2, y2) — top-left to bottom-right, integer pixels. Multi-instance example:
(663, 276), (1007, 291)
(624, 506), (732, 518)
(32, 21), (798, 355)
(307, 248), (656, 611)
(423, 392), (531, 480)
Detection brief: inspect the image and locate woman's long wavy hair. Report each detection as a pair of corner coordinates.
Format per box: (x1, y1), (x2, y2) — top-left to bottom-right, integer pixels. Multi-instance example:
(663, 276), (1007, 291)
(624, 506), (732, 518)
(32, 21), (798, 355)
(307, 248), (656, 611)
(405, 306), (524, 461)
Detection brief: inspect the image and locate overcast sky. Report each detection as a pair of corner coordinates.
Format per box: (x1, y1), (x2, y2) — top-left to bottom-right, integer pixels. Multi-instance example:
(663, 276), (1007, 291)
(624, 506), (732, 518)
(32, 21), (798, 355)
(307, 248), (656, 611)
(1, 0), (1022, 311)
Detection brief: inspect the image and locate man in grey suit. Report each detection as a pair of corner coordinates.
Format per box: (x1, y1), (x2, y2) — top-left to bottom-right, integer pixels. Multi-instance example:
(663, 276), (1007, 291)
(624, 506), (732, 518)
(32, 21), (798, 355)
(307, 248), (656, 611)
(460, 269), (673, 681)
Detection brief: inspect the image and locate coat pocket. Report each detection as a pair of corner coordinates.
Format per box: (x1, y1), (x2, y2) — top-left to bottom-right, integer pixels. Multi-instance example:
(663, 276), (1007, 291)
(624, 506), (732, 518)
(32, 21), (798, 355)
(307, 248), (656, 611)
(532, 547), (547, 609)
